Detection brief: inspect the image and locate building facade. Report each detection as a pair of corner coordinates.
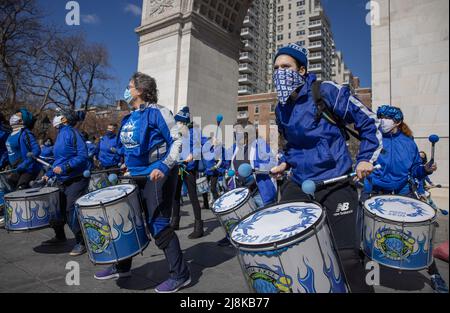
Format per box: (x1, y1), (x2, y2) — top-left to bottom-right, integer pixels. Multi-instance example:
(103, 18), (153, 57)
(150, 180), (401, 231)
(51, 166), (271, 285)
(371, 0), (449, 185)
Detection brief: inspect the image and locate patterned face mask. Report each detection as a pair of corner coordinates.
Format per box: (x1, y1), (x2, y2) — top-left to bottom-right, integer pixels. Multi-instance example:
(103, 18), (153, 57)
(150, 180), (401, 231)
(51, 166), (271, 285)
(272, 69), (306, 105)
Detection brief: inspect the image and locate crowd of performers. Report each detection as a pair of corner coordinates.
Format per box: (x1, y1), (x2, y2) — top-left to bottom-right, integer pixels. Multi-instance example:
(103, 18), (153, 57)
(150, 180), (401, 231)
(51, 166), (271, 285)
(0, 44), (447, 293)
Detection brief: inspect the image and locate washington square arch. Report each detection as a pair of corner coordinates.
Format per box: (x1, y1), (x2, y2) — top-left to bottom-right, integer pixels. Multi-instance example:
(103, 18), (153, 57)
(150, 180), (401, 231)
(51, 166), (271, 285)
(136, 0), (253, 127)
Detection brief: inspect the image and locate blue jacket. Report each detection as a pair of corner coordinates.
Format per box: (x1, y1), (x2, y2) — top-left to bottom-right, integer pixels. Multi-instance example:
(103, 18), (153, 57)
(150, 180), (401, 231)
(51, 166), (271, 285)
(364, 131), (428, 195)
(40, 144), (54, 164)
(0, 124), (10, 168)
(98, 134), (121, 168)
(86, 141), (98, 171)
(228, 140), (278, 206)
(276, 74), (383, 185)
(201, 137), (226, 176)
(46, 125), (89, 182)
(6, 128), (41, 174)
(179, 126), (202, 171)
(117, 104), (182, 177)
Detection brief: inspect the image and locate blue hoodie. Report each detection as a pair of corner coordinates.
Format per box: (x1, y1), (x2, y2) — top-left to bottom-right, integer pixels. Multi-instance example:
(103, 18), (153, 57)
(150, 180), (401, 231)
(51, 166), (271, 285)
(46, 125), (89, 182)
(276, 74), (383, 185)
(6, 128), (41, 174)
(117, 104), (182, 177)
(0, 124), (11, 168)
(98, 133), (121, 168)
(364, 131), (428, 195)
(201, 137), (227, 176)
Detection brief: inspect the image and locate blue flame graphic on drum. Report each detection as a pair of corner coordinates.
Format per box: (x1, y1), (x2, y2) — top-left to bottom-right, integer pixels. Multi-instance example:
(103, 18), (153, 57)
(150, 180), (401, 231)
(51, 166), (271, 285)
(6, 201), (50, 230)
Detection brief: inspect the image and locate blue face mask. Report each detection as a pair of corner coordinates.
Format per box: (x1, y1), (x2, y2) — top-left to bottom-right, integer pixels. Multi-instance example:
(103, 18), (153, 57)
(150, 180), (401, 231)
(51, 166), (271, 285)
(273, 69), (306, 105)
(124, 88), (133, 105)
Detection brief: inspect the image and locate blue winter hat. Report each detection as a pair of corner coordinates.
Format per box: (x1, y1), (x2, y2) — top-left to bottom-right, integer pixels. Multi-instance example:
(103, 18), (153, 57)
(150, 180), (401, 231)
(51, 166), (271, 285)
(18, 108), (33, 128)
(175, 106), (190, 123)
(377, 105), (404, 122)
(274, 44), (309, 68)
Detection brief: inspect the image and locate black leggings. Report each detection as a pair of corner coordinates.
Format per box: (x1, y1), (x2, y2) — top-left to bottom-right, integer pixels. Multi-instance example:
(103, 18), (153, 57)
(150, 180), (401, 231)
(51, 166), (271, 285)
(173, 170), (202, 220)
(280, 178), (374, 293)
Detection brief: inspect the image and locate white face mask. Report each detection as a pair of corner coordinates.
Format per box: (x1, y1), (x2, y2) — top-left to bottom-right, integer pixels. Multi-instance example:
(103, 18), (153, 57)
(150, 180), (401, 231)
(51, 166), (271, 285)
(381, 118), (397, 134)
(176, 122), (188, 135)
(52, 115), (64, 128)
(9, 115), (21, 126)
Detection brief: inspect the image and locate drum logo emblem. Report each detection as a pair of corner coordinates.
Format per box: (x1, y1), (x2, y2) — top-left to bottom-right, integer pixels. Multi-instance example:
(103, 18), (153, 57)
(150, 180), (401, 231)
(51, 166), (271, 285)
(83, 218), (111, 254)
(375, 228), (415, 261)
(246, 264), (292, 293)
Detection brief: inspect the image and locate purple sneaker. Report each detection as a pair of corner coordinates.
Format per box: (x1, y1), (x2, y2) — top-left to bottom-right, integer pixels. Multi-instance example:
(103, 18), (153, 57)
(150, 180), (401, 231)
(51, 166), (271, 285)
(94, 265), (131, 281)
(155, 276), (191, 293)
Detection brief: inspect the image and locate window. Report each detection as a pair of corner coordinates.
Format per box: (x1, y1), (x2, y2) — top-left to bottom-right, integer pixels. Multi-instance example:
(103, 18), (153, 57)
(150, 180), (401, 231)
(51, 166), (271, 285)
(255, 105), (260, 114)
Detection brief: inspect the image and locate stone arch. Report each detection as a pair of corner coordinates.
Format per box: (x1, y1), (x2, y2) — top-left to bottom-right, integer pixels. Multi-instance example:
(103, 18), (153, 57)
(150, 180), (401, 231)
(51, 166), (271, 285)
(136, 0), (254, 126)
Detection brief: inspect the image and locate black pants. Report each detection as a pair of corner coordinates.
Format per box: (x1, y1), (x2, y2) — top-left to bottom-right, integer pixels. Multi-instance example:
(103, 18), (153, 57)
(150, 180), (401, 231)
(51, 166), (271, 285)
(173, 170), (202, 221)
(203, 174), (219, 211)
(281, 179), (373, 293)
(116, 167), (190, 280)
(7, 172), (38, 190)
(52, 177), (89, 244)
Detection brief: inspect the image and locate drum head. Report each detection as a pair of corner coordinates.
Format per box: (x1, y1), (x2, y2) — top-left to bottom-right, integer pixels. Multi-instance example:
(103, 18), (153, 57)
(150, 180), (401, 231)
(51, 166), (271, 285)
(76, 184), (136, 207)
(212, 188), (250, 214)
(364, 195), (436, 223)
(5, 187), (60, 199)
(231, 202), (323, 250)
(196, 177), (207, 183)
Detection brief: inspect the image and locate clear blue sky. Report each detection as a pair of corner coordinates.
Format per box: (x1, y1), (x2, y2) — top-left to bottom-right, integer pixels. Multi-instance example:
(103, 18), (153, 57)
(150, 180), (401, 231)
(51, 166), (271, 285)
(38, 0), (372, 103)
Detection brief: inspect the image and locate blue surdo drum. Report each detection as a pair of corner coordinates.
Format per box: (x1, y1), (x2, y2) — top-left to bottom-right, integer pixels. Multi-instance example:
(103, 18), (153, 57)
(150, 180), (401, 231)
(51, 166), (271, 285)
(230, 202), (348, 293)
(4, 187), (60, 232)
(76, 184), (149, 264)
(362, 195), (436, 271)
(211, 188), (257, 235)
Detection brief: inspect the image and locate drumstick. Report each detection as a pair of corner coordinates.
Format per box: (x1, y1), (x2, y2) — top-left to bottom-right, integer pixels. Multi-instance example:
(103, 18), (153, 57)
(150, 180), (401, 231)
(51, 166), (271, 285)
(27, 153), (51, 168)
(302, 164), (382, 197)
(83, 168), (121, 177)
(238, 163), (286, 178)
(428, 134), (440, 164)
(0, 168), (16, 175)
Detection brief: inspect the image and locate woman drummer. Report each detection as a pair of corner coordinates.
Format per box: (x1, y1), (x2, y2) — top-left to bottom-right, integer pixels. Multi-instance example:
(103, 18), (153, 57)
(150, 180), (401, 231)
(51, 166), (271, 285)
(362, 105), (447, 293)
(93, 72), (191, 293)
(5, 108), (42, 189)
(269, 44), (383, 292)
(41, 108), (89, 257)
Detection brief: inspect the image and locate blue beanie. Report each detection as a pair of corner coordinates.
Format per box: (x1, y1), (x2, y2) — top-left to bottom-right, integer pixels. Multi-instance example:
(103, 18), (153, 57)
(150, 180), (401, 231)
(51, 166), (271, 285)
(18, 108), (33, 128)
(175, 106), (190, 123)
(275, 44), (309, 68)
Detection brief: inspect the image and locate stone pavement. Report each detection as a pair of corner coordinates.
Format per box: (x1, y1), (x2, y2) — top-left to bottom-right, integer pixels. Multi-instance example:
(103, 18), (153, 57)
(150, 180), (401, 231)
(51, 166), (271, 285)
(0, 193), (448, 293)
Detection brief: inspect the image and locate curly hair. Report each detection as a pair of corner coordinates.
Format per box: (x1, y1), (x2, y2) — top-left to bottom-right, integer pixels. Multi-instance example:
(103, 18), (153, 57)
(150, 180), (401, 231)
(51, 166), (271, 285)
(130, 72), (158, 104)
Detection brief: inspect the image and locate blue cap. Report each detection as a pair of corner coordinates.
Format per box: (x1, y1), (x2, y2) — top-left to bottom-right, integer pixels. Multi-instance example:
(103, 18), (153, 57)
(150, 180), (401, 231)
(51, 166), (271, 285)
(275, 44), (309, 68)
(377, 105), (404, 122)
(175, 106), (190, 124)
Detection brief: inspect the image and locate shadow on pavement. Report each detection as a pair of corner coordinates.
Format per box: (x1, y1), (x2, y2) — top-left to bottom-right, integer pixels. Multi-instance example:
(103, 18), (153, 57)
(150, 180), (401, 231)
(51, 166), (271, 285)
(116, 241), (236, 291)
(379, 266), (430, 291)
(33, 239), (77, 254)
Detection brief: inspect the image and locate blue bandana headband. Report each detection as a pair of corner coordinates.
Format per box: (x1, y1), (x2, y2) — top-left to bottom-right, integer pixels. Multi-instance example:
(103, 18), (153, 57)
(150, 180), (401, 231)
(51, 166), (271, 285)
(377, 105), (404, 122)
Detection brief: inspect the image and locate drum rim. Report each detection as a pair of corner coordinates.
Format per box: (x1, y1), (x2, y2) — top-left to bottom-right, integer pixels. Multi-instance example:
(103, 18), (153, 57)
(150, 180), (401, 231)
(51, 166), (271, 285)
(87, 240), (150, 265)
(230, 200), (325, 251)
(4, 187), (60, 200)
(363, 194), (436, 224)
(76, 183), (137, 208)
(211, 187), (251, 215)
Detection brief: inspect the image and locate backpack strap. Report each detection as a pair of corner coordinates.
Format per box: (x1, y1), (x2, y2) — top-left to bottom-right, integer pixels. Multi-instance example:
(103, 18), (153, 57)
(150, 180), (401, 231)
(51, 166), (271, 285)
(312, 81), (361, 141)
(18, 129), (33, 152)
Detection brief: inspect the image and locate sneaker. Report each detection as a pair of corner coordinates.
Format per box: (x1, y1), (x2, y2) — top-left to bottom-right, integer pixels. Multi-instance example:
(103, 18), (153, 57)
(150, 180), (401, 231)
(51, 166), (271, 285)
(155, 275), (191, 293)
(0, 216), (5, 228)
(69, 243), (87, 256)
(41, 237), (67, 246)
(217, 236), (231, 247)
(431, 274), (449, 293)
(94, 265), (131, 280)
